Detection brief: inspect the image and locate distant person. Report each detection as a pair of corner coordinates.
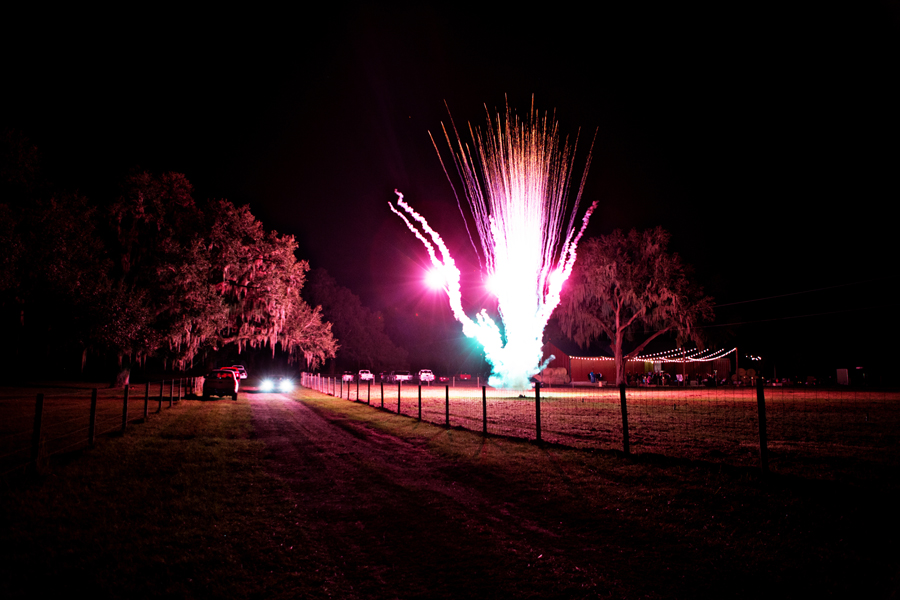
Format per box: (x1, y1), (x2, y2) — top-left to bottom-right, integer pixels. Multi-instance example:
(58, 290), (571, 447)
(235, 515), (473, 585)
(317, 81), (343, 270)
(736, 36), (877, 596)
(589, 371), (596, 383)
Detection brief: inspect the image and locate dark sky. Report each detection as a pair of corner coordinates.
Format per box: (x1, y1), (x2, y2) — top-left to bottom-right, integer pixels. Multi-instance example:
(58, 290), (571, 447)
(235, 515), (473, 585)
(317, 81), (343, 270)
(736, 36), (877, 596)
(4, 4), (899, 379)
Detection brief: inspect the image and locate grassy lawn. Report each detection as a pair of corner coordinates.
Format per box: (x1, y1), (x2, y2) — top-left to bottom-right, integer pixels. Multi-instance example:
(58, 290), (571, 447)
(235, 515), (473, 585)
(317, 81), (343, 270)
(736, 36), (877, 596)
(1, 393), (338, 599)
(303, 393), (900, 597)
(2, 386), (899, 598)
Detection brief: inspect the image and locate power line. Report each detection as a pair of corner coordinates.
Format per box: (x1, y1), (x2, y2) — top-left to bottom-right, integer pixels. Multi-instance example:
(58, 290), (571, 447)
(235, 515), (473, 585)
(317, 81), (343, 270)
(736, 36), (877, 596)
(701, 303), (897, 329)
(712, 275), (898, 308)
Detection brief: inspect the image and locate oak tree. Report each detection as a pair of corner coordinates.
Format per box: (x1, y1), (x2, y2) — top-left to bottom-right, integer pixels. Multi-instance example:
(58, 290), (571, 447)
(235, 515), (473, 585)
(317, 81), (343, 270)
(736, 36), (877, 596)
(555, 227), (714, 385)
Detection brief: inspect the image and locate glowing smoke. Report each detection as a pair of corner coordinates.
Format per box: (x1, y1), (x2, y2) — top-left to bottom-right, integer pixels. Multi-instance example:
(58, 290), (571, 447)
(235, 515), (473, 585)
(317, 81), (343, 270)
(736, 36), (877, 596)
(390, 102), (596, 389)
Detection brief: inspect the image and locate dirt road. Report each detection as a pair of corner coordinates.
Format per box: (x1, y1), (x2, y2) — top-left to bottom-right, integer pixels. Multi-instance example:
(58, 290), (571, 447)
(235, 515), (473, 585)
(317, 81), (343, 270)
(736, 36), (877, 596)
(249, 392), (614, 599)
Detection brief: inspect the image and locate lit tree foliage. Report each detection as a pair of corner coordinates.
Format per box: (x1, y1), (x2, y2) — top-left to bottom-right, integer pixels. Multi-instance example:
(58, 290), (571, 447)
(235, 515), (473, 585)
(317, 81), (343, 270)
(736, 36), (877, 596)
(0, 137), (335, 380)
(108, 172), (221, 372)
(555, 227), (714, 385)
(207, 201), (336, 367)
(107, 173), (336, 375)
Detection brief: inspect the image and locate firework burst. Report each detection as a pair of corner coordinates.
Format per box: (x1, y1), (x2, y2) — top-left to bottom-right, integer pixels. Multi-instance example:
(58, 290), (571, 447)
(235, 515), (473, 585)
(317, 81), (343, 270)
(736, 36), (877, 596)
(390, 100), (596, 389)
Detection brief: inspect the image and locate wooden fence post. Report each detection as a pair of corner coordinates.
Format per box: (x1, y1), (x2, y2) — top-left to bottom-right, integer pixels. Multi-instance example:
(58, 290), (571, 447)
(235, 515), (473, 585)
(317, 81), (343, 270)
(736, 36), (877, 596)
(178, 378), (182, 402)
(380, 382), (384, 408)
(367, 381), (371, 405)
(169, 380), (174, 407)
(418, 384), (422, 421)
(144, 382), (149, 419)
(397, 382), (401, 414)
(756, 377), (769, 475)
(158, 381), (164, 412)
(122, 384), (129, 432)
(356, 378), (359, 401)
(445, 385), (450, 427)
(619, 383), (630, 455)
(482, 386), (487, 436)
(535, 384), (542, 443)
(30, 393), (44, 474)
(89, 389), (98, 447)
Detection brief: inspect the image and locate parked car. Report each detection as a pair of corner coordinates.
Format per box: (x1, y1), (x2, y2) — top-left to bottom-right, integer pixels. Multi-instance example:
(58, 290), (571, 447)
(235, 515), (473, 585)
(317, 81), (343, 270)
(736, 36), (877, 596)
(358, 370), (374, 382)
(458, 373), (472, 380)
(342, 371), (355, 382)
(438, 375), (450, 383)
(391, 370), (413, 383)
(231, 365), (248, 379)
(418, 369), (435, 383)
(204, 369), (239, 400)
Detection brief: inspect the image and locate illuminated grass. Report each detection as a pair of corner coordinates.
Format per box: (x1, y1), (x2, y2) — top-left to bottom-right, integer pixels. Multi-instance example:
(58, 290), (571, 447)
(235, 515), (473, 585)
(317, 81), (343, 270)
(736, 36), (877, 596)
(333, 383), (900, 483)
(0, 396), (337, 599)
(2, 387), (898, 598)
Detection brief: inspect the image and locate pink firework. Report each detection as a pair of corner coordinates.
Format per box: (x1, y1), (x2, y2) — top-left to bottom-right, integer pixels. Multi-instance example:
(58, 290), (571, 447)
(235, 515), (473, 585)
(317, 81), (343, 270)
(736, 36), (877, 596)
(390, 101), (596, 389)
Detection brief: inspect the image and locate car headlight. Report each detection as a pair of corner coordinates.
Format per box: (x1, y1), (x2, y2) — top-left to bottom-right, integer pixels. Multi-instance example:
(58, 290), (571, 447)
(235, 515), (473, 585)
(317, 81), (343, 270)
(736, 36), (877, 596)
(279, 379), (294, 392)
(261, 379), (274, 392)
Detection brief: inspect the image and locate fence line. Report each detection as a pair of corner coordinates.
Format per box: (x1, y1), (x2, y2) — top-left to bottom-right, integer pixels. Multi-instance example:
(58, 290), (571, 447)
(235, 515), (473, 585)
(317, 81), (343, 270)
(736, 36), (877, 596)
(0, 378), (191, 478)
(300, 373), (900, 481)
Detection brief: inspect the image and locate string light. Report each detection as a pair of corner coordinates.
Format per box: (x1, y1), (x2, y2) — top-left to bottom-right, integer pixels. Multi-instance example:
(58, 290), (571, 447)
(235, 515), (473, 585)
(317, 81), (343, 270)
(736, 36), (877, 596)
(567, 347), (737, 363)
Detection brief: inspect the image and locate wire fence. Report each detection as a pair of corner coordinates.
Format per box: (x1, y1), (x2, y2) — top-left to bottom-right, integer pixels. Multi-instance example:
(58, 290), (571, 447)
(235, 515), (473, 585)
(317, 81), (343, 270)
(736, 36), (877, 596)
(0, 379), (195, 478)
(302, 373), (900, 482)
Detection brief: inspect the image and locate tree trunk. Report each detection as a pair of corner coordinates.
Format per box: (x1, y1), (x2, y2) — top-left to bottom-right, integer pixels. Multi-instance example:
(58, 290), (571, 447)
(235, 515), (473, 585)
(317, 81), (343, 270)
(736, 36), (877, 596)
(615, 330), (626, 386)
(114, 367), (131, 388)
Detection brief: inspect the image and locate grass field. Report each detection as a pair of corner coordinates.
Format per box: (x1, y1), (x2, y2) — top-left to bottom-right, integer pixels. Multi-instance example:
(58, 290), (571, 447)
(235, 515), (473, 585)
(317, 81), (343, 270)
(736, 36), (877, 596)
(1, 385), (899, 598)
(0, 382), (186, 477)
(316, 379), (900, 485)
(7, 380), (899, 484)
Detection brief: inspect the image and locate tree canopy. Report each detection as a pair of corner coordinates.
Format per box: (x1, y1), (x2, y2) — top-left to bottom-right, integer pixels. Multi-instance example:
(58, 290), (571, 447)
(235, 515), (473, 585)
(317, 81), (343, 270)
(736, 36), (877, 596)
(555, 227), (714, 385)
(105, 172), (337, 377)
(0, 137), (335, 382)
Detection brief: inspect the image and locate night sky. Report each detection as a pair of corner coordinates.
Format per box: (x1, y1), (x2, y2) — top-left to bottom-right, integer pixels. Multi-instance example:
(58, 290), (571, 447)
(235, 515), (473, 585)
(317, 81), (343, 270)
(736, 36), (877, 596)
(4, 4), (898, 380)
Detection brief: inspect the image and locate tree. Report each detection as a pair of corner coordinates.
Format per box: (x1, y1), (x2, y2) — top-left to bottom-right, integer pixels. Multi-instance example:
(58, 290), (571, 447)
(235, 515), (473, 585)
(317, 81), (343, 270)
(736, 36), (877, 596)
(17, 193), (115, 372)
(106, 171), (218, 377)
(206, 201), (336, 368)
(555, 227), (714, 385)
(106, 172), (336, 380)
(304, 269), (407, 371)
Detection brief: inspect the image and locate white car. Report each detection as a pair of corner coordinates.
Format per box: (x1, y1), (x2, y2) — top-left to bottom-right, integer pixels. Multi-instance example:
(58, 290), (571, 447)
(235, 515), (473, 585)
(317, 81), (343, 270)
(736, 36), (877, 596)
(358, 370), (374, 381)
(391, 370), (413, 383)
(418, 369), (435, 383)
(342, 371), (355, 382)
(231, 365), (248, 379)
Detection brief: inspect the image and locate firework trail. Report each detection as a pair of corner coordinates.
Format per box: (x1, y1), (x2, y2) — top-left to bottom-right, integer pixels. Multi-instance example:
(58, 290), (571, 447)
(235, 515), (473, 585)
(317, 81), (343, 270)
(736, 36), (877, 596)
(390, 101), (596, 389)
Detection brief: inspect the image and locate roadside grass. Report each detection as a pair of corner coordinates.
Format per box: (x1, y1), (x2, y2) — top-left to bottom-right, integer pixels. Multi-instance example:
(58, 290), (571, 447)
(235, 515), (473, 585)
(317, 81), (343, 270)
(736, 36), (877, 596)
(0, 395), (338, 599)
(2, 385), (899, 598)
(301, 391), (900, 598)
(328, 382), (900, 485)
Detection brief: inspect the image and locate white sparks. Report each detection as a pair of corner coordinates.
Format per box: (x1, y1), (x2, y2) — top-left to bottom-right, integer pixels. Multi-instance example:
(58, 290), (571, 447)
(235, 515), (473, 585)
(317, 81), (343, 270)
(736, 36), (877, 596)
(390, 102), (596, 389)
